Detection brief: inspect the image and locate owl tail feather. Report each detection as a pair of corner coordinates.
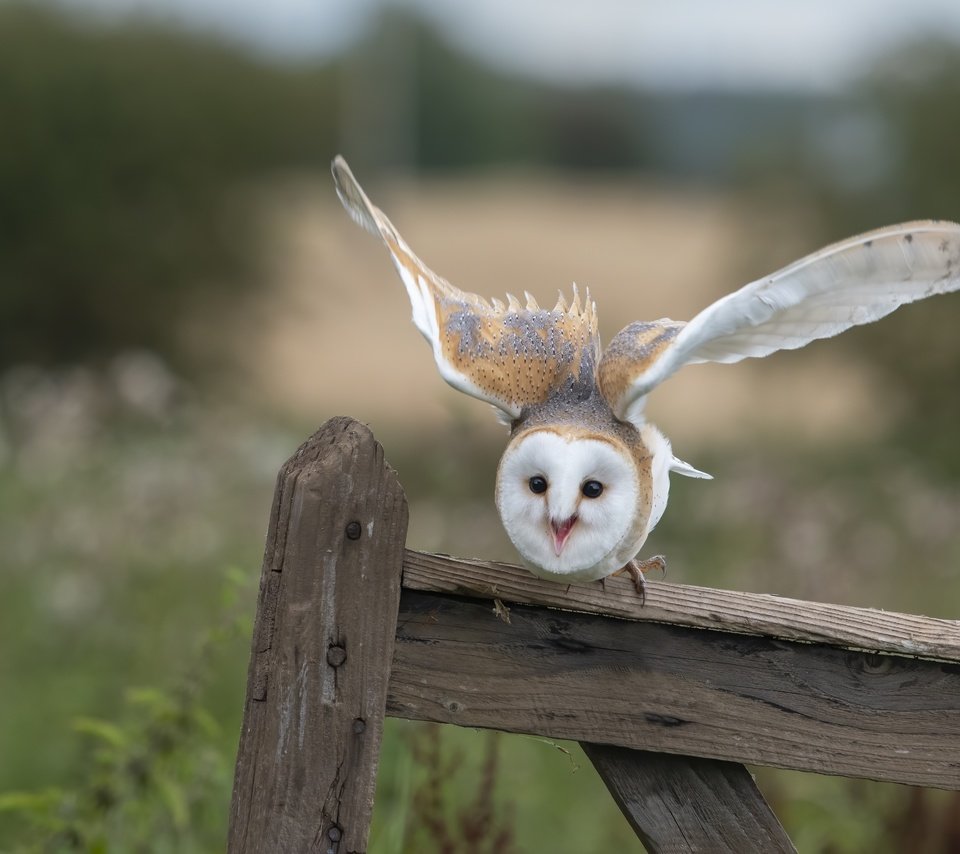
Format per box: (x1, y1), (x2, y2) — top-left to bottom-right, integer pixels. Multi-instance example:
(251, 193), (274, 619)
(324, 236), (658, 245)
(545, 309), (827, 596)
(670, 457), (712, 479)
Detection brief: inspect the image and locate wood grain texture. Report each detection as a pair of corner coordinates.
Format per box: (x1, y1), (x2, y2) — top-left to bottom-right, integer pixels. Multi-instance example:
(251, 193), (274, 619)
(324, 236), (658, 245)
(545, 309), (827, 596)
(229, 418), (408, 854)
(403, 550), (960, 663)
(582, 744), (796, 853)
(388, 590), (960, 789)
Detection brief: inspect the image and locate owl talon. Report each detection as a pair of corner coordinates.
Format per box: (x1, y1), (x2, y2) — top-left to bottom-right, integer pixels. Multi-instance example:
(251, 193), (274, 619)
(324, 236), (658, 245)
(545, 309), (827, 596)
(622, 555), (667, 605)
(640, 554), (667, 580)
(626, 562), (647, 604)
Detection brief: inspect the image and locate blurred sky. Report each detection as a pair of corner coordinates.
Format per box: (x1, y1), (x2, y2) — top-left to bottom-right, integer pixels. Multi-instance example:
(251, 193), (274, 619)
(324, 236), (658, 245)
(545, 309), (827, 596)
(55, 0), (960, 91)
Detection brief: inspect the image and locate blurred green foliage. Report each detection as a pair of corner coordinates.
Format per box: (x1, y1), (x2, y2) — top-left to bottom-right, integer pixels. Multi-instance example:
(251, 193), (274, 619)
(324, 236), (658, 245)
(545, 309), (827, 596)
(0, 611), (243, 852)
(0, 3), (335, 370)
(787, 40), (960, 467)
(807, 39), (960, 229)
(403, 18), (651, 173)
(347, 10), (817, 179)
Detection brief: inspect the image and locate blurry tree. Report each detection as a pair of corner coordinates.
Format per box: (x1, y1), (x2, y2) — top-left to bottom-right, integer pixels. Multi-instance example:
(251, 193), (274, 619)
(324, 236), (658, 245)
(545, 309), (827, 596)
(775, 39), (960, 237)
(805, 40), (960, 469)
(410, 17), (543, 171)
(731, 38), (960, 470)
(538, 87), (648, 171)
(341, 9), (653, 176)
(0, 3), (336, 370)
(858, 40), (960, 224)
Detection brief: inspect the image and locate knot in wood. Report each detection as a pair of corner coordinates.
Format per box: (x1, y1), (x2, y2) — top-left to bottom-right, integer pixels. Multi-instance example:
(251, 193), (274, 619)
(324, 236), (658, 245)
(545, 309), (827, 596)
(859, 652), (893, 675)
(327, 645), (347, 667)
(345, 520), (362, 540)
(328, 825), (342, 842)
(353, 717), (366, 734)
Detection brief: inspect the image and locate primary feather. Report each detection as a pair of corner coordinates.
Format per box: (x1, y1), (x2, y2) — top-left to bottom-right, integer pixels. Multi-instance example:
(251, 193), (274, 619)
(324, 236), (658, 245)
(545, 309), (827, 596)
(332, 155), (600, 420)
(604, 221), (960, 419)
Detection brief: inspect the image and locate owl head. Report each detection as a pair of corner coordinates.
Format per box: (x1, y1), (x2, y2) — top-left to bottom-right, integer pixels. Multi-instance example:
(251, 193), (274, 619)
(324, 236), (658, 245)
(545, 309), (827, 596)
(495, 427), (643, 581)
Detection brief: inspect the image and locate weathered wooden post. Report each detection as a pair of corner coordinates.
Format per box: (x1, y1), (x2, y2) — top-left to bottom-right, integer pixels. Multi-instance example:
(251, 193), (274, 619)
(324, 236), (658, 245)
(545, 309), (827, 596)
(228, 417), (408, 853)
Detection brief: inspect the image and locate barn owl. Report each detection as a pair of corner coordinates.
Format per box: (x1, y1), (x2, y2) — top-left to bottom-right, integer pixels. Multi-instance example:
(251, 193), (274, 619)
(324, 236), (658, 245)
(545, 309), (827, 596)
(331, 155), (960, 599)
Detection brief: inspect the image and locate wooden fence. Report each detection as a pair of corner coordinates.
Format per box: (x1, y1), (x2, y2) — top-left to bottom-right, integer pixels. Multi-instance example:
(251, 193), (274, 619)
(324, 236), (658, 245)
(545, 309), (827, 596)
(227, 416), (960, 853)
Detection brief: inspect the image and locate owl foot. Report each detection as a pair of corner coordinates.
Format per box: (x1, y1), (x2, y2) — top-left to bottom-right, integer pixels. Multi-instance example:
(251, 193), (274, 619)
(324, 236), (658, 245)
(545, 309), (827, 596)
(636, 554), (667, 580)
(613, 555), (667, 605)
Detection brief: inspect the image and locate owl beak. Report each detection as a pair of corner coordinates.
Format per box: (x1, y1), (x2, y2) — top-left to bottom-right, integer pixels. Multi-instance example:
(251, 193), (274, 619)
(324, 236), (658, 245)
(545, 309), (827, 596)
(550, 515), (578, 556)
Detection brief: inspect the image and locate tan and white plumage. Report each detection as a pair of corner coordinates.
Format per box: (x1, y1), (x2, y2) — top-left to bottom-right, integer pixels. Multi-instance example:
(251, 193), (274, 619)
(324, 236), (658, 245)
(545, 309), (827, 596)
(332, 155), (960, 597)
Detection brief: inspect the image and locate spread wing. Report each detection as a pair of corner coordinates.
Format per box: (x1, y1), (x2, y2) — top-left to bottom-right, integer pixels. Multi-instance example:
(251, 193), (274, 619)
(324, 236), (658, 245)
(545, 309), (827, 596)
(332, 155), (600, 420)
(599, 221), (960, 420)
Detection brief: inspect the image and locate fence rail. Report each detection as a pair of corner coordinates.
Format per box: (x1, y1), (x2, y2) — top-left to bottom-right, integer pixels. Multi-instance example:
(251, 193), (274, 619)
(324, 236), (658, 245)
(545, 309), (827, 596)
(228, 417), (960, 853)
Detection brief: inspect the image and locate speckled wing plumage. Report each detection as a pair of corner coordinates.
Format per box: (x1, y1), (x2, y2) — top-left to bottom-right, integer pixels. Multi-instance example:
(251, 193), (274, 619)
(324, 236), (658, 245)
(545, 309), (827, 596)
(332, 156), (600, 420)
(597, 319), (686, 421)
(599, 221), (960, 421)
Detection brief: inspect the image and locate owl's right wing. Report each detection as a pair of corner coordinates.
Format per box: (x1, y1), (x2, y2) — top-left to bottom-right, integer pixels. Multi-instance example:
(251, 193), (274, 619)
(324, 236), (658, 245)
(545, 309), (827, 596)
(332, 156), (600, 421)
(599, 221), (960, 421)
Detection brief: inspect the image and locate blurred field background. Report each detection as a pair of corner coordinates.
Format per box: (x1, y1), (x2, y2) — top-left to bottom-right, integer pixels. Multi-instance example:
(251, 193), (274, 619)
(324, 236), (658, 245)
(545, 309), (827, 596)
(2, 1), (960, 851)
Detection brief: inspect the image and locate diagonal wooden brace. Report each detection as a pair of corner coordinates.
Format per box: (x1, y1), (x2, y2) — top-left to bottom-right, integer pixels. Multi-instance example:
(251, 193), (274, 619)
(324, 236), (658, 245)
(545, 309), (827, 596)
(583, 744), (796, 853)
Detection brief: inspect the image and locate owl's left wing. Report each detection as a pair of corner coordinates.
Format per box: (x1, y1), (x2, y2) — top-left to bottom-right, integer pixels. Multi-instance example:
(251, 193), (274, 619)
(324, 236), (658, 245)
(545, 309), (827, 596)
(332, 156), (600, 420)
(600, 221), (960, 420)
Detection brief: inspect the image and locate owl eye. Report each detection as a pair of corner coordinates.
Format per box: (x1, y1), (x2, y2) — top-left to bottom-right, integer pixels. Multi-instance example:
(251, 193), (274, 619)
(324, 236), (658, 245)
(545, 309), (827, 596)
(581, 480), (604, 499)
(528, 475), (548, 494)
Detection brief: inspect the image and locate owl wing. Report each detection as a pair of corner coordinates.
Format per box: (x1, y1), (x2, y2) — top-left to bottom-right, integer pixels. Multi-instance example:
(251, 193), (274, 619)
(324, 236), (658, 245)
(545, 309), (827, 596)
(599, 221), (960, 421)
(332, 156), (600, 420)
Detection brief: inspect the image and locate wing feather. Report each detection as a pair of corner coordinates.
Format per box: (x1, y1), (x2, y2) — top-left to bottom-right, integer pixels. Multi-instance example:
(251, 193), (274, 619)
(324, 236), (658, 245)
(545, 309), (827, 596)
(332, 156), (600, 418)
(602, 221), (960, 419)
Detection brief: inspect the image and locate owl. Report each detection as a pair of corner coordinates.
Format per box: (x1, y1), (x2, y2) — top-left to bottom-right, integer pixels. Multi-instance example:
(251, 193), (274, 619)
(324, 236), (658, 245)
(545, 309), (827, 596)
(331, 155), (960, 599)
